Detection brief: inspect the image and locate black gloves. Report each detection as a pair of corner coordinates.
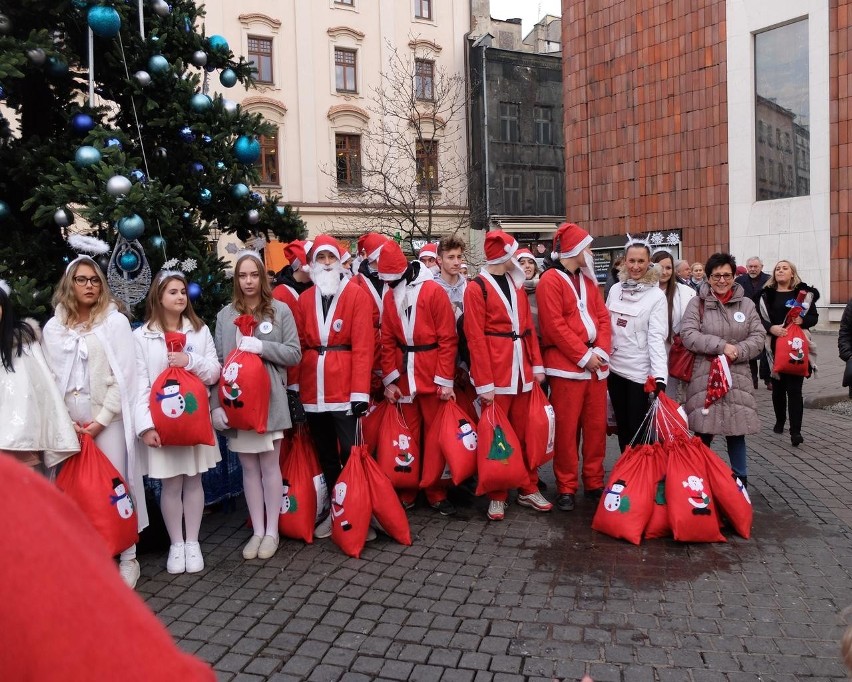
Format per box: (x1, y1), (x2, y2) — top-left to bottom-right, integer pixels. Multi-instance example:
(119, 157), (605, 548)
(653, 381), (666, 397)
(287, 390), (306, 424)
(351, 401), (369, 418)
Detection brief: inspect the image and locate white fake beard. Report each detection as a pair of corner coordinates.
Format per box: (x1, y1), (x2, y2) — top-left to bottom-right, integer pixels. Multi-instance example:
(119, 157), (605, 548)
(310, 262), (345, 297)
(506, 258), (526, 287)
(428, 264), (440, 276)
(582, 251), (596, 280)
(391, 279), (409, 315)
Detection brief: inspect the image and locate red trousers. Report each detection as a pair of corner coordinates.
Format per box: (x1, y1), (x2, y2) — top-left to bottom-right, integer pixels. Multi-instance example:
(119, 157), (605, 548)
(487, 391), (539, 502)
(398, 392), (448, 505)
(548, 375), (607, 494)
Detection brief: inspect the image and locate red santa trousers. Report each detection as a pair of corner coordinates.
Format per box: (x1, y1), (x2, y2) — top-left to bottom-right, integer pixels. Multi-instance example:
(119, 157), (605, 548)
(549, 374), (607, 494)
(487, 390), (539, 502)
(398, 392), (449, 505)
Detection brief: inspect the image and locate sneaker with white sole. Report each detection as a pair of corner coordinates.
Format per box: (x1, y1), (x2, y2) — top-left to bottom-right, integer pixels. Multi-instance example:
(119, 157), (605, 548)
(517, 491), (553, 512)
(314, 514), (332, 539)
(166, 543), (186, 574)
(184, 542), (204, 573)
(119, 559), (141, 589)
(487, 500), (506, 521)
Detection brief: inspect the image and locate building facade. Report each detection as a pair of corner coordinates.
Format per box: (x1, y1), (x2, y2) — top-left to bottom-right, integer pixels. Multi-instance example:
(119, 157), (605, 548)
(562, 0), (849, 318)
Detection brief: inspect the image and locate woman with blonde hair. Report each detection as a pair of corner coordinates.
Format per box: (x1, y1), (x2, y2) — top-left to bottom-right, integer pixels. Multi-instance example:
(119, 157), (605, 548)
(210, 251), (301, 561)
(42, 253), (148, 588)
(134, 270), (221, 574)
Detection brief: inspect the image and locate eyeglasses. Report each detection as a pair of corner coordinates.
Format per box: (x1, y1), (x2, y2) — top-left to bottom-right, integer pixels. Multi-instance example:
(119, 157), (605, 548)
(710, 273), (733, 281)
(73, 276), (102, 287)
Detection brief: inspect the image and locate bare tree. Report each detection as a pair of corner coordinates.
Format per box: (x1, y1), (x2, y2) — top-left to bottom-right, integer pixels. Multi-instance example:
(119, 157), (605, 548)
(326, 40), (470, 250)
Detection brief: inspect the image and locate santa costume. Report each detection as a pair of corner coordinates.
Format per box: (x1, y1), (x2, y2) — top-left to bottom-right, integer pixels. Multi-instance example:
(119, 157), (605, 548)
(353, 232), (390, 398)
(537, 222), (612, 508)
(272, 240), (310, 390)
(378, 241), (458, 511)
(462, 231), (549, 519)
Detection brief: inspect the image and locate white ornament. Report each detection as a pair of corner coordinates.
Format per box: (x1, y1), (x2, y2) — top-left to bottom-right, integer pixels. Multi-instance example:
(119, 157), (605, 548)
(666, 233), (680, 245)
(162, 258), (179, 269)
(181, 258), (198, 273)
(151, 0), (171, 17)
(649, 232), (663, 245)
(106, 175), (132, 197)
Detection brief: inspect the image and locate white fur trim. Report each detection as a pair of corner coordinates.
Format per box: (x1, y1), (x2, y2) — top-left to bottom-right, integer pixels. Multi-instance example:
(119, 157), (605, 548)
(68, 233), (110, 256)
(378, 269), (407, 282)
(486, 239), (517, 265)
(556, 234), (593, 259)
(312, 244), (340, 261)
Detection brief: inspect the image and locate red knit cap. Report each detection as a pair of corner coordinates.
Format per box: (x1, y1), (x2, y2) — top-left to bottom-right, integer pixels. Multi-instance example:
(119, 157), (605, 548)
(552, 222), (593, 260)
(310, 234), (341, 262)
(357, 232), (388, 262)
(484, 230), (518, 265)
(377, 241), (409, 281)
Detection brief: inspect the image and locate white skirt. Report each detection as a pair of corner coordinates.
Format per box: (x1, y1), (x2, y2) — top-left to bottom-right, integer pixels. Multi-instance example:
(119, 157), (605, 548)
(142, 442), (222, 479)
(227, 429), (284, 454)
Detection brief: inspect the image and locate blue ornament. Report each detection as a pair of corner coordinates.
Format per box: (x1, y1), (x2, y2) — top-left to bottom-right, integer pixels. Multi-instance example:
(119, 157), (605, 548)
(105, 137), (122, 149)
(275, 205), (286, 215)
(231, 183), (249, 199)
(250, 191), (263, 205)
(0, 84), (5, 99)
(71, 113), (95, 135)
(0, 200), (10, 219)
(233, 135), (261, 164)
(190, 161), (204, 174)
(204, 64), (216, 73)
(184, 16), (191, 33)
(88, 6), (121, 38)
(219, 68), (237, 88)
(207, 35), (229, 52)
(117, 214), (145, 239)
(47, 57), (69, 78)
(189, 93), (211, 113)
(130, 169), (147, 183)
(201, 134), (212, 144)
(72, 0), (89, 9)
(215, 161), (225, 170)
(149, 35), (160, 44)
(150, 235), (165, 249)
(187, 282), (202, 301)
(148, 54), (169, 74)
(199, 188), (212, 204)
(178, 126), (195, 143)
(182, 211), (192, 221)
(74, 145), (102, 167)
(118, 250), (140, 272)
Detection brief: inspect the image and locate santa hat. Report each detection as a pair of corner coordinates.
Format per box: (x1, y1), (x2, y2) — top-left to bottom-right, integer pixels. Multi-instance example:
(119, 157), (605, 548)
(284, 240), (309, 272)
(310, 234), (341, 262)
(377, 241), (409, 281)
(484, 230), (518, 265)
(357, 232), (388, 262)
(515, 248), (536, 262)
(459, 262), (468, 272)
(551, 222), (593, 261)
(418, 243), (438, 261)
(702, 355), (731, 415)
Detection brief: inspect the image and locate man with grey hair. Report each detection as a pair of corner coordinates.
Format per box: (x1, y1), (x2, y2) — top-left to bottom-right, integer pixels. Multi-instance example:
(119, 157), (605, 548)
(735, 256), (770, 388)
(675, 260), (691, 286)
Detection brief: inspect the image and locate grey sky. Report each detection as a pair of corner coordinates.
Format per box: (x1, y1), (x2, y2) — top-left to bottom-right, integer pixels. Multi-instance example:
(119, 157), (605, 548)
(488, 0), (562, 36)
(755, 20), (810, 125)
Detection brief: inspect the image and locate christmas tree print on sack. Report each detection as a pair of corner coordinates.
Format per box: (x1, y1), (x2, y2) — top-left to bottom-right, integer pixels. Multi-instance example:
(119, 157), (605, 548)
(475, 403), (529, 495)
(218, 315), (271, 432)
(592, 443), (657, 545)
(149, 332), (215, 446)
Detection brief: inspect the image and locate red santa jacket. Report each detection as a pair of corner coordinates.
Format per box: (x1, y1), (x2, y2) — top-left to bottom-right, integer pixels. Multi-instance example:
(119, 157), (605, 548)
(297, 279), (374, 411)
(273, 284), (300, 388)
(354, 272), (386, 388)
(380, 271), (457, 399)
(537, 267), (612, 380)
(463, 271), (544, 395)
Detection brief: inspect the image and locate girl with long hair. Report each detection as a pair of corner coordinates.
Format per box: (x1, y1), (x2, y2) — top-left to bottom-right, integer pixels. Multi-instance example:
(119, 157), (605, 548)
(42, 256), (148, 588)
(134, 271), (221, 574)
(210, 252), (301, 561)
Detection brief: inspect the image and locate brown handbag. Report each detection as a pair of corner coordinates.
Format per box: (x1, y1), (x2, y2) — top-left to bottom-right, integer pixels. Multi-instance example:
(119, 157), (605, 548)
(668, 299), (704, 382)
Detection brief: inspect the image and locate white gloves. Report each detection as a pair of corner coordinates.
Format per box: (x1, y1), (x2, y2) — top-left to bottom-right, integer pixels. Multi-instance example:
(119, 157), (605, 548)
(211, 407), (229, 431)
(239, 336), (263, 355)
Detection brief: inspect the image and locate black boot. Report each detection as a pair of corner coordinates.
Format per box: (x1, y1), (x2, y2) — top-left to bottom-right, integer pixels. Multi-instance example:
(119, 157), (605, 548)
(791, 433), (804, 447)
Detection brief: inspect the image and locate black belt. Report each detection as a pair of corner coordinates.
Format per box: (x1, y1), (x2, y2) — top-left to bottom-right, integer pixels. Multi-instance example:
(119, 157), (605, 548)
(485, 329), (530, 341)
(309, 344), (352, 355)
(398, 342), (439, 367)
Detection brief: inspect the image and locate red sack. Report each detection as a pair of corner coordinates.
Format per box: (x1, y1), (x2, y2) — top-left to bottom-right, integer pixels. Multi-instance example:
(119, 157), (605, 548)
(475, 403), (529, 495)
(218, 315), (270, 433)
(698, 441), (752, 539)
(432, 400), (478, 486)
(149, 332), (215, 446)
(591, 444), (658, 545)
(360, 399), (387, 455)
(375, 404), (421, 490)
(524, 383), (556, 468)
(55, 434), (139, 556)
(420, 428), (452, 491)
(653, 392), (689, 443)
(643, 443), (672, 539)
(279, 426), (329, 543)
(330, 445), (373, 558)
(665, 437), (726, 543)
(362, 449), (412, 546)
(773, 323), (810, 377)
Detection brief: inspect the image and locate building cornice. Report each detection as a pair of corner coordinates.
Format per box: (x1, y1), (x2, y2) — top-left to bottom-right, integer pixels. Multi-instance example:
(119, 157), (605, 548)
(408, 38), (443, 54)
(238, 13), (282, 31)
(242, 95), (288, 116)
(327, 26), (366, 42)
(327, 104), (370, 124)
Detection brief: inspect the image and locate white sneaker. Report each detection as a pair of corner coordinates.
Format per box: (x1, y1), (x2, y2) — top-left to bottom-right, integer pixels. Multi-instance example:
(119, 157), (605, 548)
(184, 542), (204, 573)
(314, 515), (332, 539)
(487, 500), (506, 521)
(167, 543), (186, 574)
(517, 491), (553, 512)
(119, 559), (141, 589)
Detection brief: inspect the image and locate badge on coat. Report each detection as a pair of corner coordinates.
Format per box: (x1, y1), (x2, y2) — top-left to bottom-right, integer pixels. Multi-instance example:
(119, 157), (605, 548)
(333, 319), (343, 332)
(259, 321), (273, 335)
(733, 312), (746, 323)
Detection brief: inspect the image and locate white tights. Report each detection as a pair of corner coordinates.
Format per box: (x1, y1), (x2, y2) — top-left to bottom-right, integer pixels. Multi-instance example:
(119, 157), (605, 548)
(159, 474), (205, 545)
(238, 445), (281, 539)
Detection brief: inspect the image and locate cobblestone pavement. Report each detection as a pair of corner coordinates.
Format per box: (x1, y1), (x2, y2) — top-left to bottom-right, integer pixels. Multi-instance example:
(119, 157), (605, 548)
(139, 333), (852, 681)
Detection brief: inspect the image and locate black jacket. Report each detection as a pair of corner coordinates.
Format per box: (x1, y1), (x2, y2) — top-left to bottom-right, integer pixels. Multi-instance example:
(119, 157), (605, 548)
(735, 271), (770, 301)
(274, 265), (313, 295)
(758, 283), (820, 354)
(839, 300), (852, 362)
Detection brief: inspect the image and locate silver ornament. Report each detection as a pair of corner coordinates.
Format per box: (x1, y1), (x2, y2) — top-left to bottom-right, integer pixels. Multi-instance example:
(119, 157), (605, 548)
(134, 70), (152, 87)
(107, 236), (152, 307)
(27, 48), (46, 66)
(151, 0), (171, 17)
(222, 98), (238, 116)
(191, 50), (207, 67)
(0, 14), (11, 36)
(54, 207), (72, 227)
(247, 209), (260, 225)
(106, 174), (132, 196)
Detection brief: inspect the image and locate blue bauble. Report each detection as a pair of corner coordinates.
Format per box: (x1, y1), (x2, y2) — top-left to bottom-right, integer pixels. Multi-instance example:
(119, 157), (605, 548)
(219, 68), (237, 88)
(0, 200), (10, 219)
(275, 205), (286, 215)
(88, 6), (121, 38)
(148, 54), (169, 74)
(178, 126), (195, 142)
(250, 191), (263, 205)
(71, 112), (95, 135)
(117, 214), (145, 239)
(190, 161), (204, 174)
(72, 0), (89, 9)
(105, 137), (122, 149)
(199, 188), (212, 204)
(189, 93), (212, 113)
(233, 135), (261, 164)
(187, 282), (202, 301)
(130, 169), (147, 183)
(182, 211), (192, 221)
(215, 161), (225, 170)
(118, 250), (140, 272)
(150, 235), (165, 249)
(47, 56), (68, 78)
(74, 145), (102, 167)
(201, 134), (212, 144)
(231, 183), (249, 199)
(207, 35), (229, 52)
(0, 85), (5, 99)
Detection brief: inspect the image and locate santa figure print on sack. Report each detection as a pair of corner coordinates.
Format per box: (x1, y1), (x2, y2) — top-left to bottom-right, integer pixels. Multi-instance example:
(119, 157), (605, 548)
(220, 359), (244, 409)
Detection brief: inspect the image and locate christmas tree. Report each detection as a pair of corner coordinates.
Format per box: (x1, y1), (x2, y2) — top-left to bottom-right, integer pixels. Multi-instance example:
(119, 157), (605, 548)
(0, 1), (306, 322)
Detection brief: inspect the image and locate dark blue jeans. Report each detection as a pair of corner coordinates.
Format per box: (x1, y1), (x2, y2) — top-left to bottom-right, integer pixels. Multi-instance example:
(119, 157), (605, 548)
(697, 433), (747, 479)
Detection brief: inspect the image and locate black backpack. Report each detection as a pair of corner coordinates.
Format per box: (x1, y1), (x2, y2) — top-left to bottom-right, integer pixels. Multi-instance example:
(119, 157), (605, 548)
(456, 276), (486, 368)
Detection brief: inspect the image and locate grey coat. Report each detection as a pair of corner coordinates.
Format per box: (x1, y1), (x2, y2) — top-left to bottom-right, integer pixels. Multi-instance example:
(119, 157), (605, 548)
(212, 300), (301, 433)
(679, 282), (766, 436)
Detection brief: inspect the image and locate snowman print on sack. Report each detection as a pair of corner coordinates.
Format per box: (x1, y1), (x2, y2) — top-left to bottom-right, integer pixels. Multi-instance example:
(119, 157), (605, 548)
(683, 475), (712, 515)
(156, 378), (199, 419)
(603, 479), (630, 513)
(393, 433), (416, 472)
(280, 478), (298, 514)
(456, 419), (478, 451)
(110, 478), (134, 519)
(221, 360), (244, 408)
(331, 481), (352, 531)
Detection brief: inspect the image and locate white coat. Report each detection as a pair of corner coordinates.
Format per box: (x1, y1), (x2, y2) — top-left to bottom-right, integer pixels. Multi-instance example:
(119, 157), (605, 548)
(671, 282), (697, 336)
